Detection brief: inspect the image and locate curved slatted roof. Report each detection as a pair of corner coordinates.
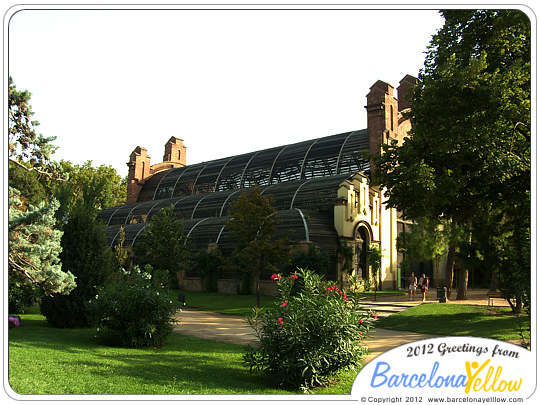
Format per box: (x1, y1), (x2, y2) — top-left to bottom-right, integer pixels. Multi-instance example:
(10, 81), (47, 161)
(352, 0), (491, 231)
(135, 130), (369, 202)
(100, 130), (369, 254)
(105, 208), (339, 253)
(97, 174), (353, 226)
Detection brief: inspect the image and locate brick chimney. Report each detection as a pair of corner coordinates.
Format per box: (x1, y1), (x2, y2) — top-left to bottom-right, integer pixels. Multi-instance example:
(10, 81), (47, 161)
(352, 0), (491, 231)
(365, 80), (398, 165)
(126, 146), (151, 203)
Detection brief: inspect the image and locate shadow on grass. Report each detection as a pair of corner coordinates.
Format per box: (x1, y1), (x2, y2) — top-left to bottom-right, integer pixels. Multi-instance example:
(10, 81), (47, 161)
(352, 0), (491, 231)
(57, 346), (277, 394)
(376, 304), (524, 341)
(8, 317), (293, 394)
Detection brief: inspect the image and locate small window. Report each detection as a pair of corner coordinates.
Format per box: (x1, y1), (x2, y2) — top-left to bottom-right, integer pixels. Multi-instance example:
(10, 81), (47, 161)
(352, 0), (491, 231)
(178, 150), (182, 160)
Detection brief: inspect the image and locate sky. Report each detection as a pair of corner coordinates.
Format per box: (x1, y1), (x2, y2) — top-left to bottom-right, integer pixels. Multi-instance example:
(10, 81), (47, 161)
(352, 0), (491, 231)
(7, 5), (446, 178)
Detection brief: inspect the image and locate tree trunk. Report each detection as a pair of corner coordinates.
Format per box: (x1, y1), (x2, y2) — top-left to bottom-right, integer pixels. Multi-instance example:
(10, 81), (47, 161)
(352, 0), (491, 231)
(445, 244), (456, 297)
(456, 267), (468, 300)
(255, 257), (264, 309)
(489, 271), (498, 291)
(256, 280), (260, 309)
(510, 296), (522, 314)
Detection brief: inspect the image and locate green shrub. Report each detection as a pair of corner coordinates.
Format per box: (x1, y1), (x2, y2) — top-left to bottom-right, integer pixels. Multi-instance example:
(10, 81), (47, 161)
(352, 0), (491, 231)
(9, 282), (39, 314)
(89, 265), (179, 348)
(244, 268), (375, 391)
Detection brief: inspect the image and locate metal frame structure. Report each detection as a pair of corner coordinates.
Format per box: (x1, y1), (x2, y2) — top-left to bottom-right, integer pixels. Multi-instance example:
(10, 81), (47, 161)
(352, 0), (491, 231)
(100, 129), (371, 281)
(98, 174), (352, 228)
(132, 130), (369, 202)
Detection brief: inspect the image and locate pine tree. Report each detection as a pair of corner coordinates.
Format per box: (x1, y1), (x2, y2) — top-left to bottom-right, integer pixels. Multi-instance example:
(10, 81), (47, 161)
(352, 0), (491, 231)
(8, 77), (74, 299)
(8, 187), (75, 296)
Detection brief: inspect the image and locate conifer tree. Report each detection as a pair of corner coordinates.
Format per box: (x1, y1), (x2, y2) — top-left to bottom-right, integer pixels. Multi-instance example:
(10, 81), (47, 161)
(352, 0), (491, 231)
(40, 179), (113, 327)
(8, 187), (76, 296)
(8, 77), (75, 299)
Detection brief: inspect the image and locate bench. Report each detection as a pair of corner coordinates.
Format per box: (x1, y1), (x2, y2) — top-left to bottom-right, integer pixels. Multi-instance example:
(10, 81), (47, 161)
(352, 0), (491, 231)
(487, 291), (503, 306)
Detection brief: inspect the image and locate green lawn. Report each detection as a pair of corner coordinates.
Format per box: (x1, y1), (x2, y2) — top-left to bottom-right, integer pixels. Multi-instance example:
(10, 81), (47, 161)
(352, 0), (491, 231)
(376, 303), (530, 342)
(10, 296), (527, 395)
(174, 289), (407, 316)
(174, 289), (276, 316)
(8, 314), (358, 395)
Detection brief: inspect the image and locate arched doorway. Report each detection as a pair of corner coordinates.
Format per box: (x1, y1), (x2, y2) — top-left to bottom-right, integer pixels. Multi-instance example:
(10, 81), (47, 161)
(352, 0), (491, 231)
(354, 225), (370, 279)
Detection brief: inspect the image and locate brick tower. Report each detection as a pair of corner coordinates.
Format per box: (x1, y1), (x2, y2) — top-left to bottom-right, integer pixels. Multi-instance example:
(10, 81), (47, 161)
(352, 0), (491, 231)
(397, 74), (418, 112)
(365, 75), (417, 171)
(126, 146), (151, 203)
(163, 136), (187, 166)
(365, 80), (399, 169)
(126, 137), (188, 203)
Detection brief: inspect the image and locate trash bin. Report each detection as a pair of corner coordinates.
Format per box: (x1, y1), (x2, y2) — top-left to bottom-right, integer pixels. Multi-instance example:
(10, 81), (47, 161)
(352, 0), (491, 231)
(177, 293), (186, 306)
(436, 286), (447, 303)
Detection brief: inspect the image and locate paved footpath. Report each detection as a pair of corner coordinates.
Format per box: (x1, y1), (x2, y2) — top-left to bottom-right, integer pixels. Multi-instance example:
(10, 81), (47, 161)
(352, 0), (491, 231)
(173, 308), (436, 363)
(172, 289), (515, 364)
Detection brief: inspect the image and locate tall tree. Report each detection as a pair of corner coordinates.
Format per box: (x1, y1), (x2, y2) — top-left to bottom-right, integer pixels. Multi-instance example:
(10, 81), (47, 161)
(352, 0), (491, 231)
(8, 187), (75, 296)
(8, 77), (74, 298)
(56, 160), (126, 209)
(397, 218), (449, 269)
(374, 10), (530, 303)
(40, 178), (114, 328)
(134, 205), (191, 288)
(224, 186), (291, 307)
(8, 77), (63, 181)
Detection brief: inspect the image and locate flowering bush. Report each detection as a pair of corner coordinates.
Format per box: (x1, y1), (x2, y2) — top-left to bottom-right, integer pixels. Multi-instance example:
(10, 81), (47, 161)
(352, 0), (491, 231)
(244, 268), (375, 390)
(88, 265), (179, 348)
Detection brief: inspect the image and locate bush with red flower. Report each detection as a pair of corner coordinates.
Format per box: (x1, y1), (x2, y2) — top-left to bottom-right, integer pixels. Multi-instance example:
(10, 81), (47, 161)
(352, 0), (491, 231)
(244, 268), (375, 391)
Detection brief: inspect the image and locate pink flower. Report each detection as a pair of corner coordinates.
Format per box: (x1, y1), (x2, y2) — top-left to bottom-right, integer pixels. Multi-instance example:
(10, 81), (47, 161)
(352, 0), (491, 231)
(277, 317), (283, 325)
(281, 300), (288, 307)
(271, 274), (281, 281)
(290, 273), (298, 280)
(374, 315), (378, 320)
(359, 319), (363, 324)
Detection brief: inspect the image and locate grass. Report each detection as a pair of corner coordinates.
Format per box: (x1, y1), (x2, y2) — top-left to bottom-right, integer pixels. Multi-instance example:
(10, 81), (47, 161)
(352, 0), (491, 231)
(375, 303), (530, 342)
(174, 289), (276, 316)
(174, 289), (408, 316)
(8, 313), (358, 395)
(10, 293), (526, 395)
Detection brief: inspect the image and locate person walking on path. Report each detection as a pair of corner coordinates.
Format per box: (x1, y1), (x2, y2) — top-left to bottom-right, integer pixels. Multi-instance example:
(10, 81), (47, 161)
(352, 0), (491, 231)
(408, 272), (417, 301)
(419, 273), (429, 302)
